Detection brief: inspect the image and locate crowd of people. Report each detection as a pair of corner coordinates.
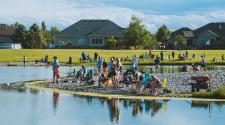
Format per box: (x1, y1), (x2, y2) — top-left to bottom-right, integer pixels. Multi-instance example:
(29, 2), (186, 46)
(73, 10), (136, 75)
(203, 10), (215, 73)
(48, 50), (225, 94)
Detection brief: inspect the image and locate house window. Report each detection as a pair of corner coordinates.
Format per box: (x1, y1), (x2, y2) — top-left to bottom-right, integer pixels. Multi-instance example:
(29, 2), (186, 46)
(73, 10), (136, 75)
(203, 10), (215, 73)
(99, 39), (102, 44)
(92, 38), (103, 45)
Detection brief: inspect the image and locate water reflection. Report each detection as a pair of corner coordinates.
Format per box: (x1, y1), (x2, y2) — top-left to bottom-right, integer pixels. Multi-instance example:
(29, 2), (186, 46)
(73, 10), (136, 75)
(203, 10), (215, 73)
(53, 92), (60, 114)
(73, 95), (169, 123)
(0, 89), (225, 125)
(69, 95), (225, 124)
(29, 89), (39, 94)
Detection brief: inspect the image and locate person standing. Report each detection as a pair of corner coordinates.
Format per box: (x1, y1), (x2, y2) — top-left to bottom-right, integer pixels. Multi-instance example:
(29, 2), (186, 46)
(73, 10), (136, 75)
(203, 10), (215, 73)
(192, 53), (196, 59)
(222, 55), (224, 61)
(102, 59), (108, 78)
(201, 55), (206, 68)
(45, 54), (48, 63)
(160, 51), (164, 61)
(172, 51), (175, 59)
(97, 57), (103, 75)
(132, 56), (138, 70)
(94, 52), (98, 62)
(23, 56), (26, 66)
(52, 56), (60, 83)
(185, 50), (189, 59)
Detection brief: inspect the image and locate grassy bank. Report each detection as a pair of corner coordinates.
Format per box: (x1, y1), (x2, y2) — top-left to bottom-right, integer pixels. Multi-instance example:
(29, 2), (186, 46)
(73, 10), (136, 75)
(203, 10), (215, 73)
(192, 86), (225, 99)
(0, 49), (224, 65)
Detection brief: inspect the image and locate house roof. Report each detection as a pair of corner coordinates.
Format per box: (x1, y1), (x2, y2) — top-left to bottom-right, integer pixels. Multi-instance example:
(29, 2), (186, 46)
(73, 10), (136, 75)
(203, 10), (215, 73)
(171, 27), (194, 38)
(199, 30), (220, 38)
(56, 19), (125, 37)
(0, 24), (15, 36)
(194, 22), (225, 38)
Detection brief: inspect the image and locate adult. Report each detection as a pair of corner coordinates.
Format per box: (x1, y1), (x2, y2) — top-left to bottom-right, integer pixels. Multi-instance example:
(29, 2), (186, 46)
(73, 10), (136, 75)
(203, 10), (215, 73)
(102, 59), (108, 77)
(23, 56), (26, 66)
(81, 65), (87, 78)
(52, 56), (60, 83)
(94, 52), (98, 62)
(97, 57), (103, 74)
(201, 55), (206, 68)
(185, 50), (189, 59)
(108, 58), (114, 72)
(192, 53), (196, 59)
(172, 51), (175, 59)
(148, 75), (161, 93)
(160, 51), (164, 61)
(132, 56), (138, 70)
(81, 51), (86, 62)
(45, 54), (48, 63)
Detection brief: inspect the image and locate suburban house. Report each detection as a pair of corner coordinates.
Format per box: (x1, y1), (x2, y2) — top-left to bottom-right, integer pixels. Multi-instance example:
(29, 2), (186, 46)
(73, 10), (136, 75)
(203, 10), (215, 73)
(167, 27), (195, 49)
(168, 22), (225, 49)
(0, 24), (21, 49)
(194, 22), (225, 49)
(54, 19), (125, 48)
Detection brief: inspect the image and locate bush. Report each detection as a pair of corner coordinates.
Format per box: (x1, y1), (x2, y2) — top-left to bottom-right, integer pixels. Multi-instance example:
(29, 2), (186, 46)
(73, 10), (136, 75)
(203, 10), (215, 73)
(129, 46), (136, 50)
(192, 86), (225, 99)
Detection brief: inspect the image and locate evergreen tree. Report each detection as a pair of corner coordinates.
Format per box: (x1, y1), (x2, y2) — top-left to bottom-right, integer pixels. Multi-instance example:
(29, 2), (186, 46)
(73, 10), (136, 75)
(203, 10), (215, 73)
(124, 16), (152, 49)
(27, 23), (42, 48)
(13, 23), (28, 48)
(40, 21), (48, 48)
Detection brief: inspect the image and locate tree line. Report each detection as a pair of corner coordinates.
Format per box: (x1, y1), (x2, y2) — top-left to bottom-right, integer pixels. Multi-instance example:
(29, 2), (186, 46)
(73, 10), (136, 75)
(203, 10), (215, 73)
(108, 16), (172, 49)
(12, 21), (59, 49)
(12, 16), (171, 49)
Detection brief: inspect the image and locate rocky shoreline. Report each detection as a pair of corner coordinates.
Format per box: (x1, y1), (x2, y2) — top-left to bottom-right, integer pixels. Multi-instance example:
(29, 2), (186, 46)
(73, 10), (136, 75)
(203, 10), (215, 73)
(1, 70), (225, 99)
(39, 70), (225, 97)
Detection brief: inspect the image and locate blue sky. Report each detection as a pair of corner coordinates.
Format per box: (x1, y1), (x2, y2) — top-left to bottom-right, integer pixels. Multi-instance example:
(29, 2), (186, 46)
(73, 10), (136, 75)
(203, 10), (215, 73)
(0, 0), (225, 32)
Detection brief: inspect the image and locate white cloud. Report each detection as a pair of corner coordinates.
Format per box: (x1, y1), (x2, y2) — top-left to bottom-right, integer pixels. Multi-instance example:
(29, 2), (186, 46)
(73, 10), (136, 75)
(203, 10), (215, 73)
(0, 0), (225, 32)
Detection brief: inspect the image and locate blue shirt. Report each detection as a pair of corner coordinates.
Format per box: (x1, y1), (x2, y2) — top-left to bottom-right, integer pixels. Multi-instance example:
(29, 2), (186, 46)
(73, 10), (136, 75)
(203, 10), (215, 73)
(52, 60), (59, 70)
(97, 59), (103, 68)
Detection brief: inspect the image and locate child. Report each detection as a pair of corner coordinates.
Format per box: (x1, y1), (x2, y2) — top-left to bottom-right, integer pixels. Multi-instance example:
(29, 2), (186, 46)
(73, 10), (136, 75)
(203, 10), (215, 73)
(52, 56), (60, 83)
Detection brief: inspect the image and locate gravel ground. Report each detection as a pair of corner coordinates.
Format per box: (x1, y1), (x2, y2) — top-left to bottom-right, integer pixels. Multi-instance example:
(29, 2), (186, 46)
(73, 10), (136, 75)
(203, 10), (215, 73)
(156, 70), (225, 94)
(42, 70), (225, 96)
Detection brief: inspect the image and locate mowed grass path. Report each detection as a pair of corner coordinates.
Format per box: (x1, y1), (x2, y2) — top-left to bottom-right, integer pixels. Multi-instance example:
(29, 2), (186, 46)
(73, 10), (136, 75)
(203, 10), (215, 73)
(0, 49), (225, 65)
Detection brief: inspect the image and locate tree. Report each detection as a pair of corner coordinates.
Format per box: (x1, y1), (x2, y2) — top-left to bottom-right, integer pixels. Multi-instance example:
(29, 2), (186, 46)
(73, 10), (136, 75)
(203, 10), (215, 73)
(13, 23), (28, 48)
(124, 15), (152, 48)
(49, 26), (60, 45)
(27, 23), (42, 48)
(40, 21), (48, 48)
(106, 36), (117, 48)
(155, 24), (171, 46)
(41, 21), (46, 31)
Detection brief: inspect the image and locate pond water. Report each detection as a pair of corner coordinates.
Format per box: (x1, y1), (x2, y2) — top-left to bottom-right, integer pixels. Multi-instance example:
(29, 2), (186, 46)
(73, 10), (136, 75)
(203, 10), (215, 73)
(0, 65), (225, 83)
(0, 89), (224, 125)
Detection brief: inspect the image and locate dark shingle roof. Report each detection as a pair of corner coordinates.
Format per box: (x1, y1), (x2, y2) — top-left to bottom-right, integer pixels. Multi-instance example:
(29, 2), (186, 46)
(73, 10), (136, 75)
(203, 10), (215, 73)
(171, 27), (194, 38)
(0, 24), (15, 36)
(194, 22), (225, 38)
(56, 19), (125, 37)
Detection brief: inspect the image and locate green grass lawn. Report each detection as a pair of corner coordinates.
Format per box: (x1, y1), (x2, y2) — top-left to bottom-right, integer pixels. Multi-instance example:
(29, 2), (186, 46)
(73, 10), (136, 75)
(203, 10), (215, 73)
(0, 49), (224, 65)
(192, 86), (225, 99)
